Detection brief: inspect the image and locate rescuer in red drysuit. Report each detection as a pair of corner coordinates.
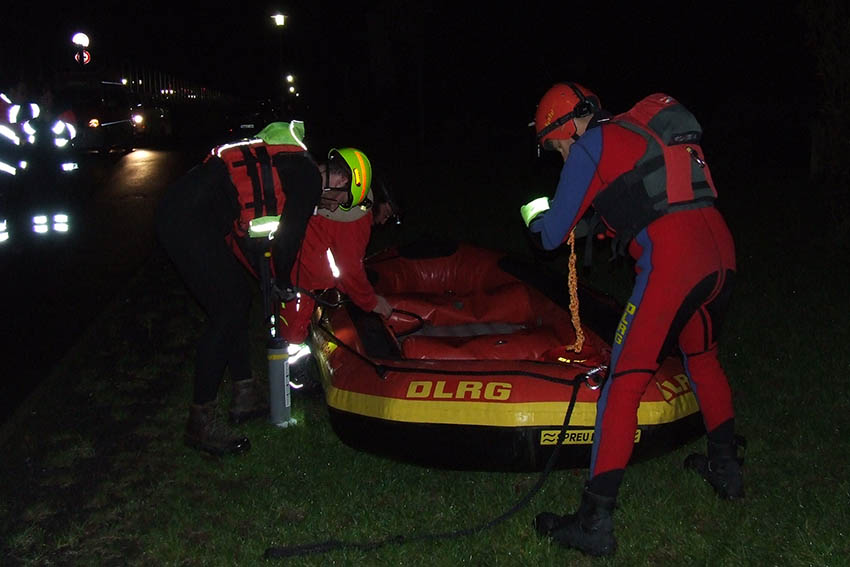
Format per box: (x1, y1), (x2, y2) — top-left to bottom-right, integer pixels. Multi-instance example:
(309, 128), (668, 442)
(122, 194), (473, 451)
(227, 151), (394, 346)
(522, 83), (743, 557)
(280, 199), (392, 345)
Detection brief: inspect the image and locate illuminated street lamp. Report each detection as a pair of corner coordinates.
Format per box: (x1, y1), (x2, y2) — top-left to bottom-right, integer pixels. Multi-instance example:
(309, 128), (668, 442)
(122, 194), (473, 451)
(71, 32), (91, 66)
(271, 12), (288, 115)
(71, 32), (89, 48)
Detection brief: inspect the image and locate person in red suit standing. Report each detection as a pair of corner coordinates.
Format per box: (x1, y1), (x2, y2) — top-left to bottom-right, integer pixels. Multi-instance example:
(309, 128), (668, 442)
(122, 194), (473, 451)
(523, 83), (743, 557)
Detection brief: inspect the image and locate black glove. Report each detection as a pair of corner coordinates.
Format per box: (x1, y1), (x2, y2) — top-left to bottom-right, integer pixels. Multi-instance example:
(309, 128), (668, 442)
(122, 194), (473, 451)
(272, 281), (297, 303)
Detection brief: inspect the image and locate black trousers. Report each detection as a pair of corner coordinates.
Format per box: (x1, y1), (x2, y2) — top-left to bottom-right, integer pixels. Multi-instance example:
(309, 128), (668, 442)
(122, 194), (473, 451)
(156, 161), (253, 404)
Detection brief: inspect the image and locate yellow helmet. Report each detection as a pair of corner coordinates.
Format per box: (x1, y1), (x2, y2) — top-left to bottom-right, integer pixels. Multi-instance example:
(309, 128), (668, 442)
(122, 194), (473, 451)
(329, 147), (372, 210)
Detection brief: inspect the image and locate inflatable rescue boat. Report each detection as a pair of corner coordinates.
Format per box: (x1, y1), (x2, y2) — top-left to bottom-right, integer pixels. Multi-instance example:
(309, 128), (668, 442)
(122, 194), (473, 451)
(307, 241), (703, 471)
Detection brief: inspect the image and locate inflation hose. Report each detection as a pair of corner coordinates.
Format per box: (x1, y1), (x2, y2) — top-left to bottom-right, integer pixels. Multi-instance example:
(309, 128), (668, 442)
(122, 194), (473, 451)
(263, 370), (591, 560)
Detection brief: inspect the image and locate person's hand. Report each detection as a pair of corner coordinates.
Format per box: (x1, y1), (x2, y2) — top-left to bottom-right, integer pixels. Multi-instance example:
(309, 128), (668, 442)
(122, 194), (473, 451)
(372, 295), (393, 319)
(272, 282), (297, 303)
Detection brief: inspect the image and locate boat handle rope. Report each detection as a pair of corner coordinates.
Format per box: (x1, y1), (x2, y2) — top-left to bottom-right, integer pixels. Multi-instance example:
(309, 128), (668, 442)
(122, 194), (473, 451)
(263, 369), (590, 560)
(314, 316), (605, 387)
(386, 308), (425, 338)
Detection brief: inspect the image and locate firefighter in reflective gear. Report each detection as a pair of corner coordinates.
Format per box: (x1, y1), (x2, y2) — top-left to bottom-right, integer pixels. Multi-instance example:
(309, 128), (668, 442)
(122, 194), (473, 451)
(1, 86), (78, 244)
(524, 83), (741, 557)
(156, 121), (343, 456)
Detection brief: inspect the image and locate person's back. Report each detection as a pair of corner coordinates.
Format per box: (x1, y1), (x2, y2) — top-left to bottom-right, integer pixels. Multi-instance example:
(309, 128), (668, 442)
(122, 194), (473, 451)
(155, 121), (322, 456)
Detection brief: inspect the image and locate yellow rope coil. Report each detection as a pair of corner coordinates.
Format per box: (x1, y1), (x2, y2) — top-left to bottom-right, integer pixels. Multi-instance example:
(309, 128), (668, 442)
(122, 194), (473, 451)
(565, 229), (585, 353)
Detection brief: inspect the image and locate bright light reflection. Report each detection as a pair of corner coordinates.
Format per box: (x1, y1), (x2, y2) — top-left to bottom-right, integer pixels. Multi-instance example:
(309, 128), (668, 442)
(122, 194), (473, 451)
(72, 32), (90, 47)
(326, 249), (340, 278)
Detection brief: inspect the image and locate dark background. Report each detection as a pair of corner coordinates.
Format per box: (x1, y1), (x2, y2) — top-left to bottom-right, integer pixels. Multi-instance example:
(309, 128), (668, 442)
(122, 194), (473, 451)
(1, 1), (843, 420)
(3, 2), (818, 168)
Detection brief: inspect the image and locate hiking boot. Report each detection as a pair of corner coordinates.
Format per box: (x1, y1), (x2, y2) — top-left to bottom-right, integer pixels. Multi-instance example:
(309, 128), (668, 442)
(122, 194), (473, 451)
(229, 378), (269, 424)
(534, 486), (617, 556)
(185, 402), (250, 456)
(684, 435), (746, 499)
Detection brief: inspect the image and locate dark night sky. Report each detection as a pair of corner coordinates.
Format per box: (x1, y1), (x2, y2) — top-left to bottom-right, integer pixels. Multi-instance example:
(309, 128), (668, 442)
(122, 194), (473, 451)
(4, 2), (817, 161)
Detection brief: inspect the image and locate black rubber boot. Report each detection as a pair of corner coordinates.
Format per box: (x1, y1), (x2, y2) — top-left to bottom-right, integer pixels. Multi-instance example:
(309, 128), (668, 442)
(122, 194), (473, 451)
(534, 486), (617, 556)
(185, 402), (251, 456)
(684, 435), (745, 499)
(229, 378), (269, 424)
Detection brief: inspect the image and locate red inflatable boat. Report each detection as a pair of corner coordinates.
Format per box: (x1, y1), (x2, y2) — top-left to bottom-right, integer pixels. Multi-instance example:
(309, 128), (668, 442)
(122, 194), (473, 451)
(307, 241), (702, 471)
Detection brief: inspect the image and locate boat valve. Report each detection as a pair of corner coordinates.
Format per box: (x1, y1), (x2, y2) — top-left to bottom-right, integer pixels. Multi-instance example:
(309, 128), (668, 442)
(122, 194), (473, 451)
(582, 365), (609, 390)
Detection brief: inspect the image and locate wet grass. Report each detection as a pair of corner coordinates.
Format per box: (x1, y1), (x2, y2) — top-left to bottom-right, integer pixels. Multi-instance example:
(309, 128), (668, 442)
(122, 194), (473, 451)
(1, 156), (848, 565)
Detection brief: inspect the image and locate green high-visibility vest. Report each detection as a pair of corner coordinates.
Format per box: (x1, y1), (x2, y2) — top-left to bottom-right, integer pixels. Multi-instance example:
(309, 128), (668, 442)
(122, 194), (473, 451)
(248, 215), (281, 238)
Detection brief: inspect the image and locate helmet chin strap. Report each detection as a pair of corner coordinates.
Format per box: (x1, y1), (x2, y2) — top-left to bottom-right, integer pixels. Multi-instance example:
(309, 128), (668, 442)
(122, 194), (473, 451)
(571, 116), (587, 141)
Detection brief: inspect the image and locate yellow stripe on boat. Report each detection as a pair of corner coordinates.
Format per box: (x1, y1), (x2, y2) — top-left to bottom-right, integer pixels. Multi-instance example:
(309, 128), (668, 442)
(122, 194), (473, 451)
(325, 385), (698, 428)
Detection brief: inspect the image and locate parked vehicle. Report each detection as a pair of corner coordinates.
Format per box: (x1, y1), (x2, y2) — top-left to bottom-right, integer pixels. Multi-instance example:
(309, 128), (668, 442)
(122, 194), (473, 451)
(55, 79), (135, 154)
(131, 103), (173, 145)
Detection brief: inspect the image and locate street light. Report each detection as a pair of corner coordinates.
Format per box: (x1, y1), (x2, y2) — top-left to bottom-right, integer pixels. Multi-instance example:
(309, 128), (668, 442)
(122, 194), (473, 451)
(71, 32), (90, 48)
(271, 13), (288, 116)
(72, 32), (91, 66)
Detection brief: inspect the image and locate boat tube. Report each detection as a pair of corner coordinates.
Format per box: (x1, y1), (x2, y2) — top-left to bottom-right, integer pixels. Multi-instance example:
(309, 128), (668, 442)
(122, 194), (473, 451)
(307, 241), (703, 471)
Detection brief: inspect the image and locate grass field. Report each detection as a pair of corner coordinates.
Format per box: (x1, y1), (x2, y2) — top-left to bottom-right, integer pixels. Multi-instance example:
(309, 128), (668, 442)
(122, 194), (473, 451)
(1, 153), (848, 565)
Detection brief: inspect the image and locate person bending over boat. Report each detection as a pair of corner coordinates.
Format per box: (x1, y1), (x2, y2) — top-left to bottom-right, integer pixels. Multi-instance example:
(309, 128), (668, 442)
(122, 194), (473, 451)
(521, 84), (742, 556)
(278, 156), (394, 347)
(156, 123), (366, 457)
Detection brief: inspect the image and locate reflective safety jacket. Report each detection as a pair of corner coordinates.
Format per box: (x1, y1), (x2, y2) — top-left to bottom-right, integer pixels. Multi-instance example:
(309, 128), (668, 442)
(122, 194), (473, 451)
(1, 97), (78, 178)
(209, 137), (309, 238)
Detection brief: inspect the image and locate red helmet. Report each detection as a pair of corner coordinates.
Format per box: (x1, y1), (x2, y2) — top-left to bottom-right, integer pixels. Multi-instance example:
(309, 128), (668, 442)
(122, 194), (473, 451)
(534, 82), (601, 148)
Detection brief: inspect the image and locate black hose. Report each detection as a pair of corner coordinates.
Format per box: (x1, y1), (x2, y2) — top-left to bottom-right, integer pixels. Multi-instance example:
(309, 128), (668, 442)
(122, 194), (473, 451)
(263, 372), (587, 559)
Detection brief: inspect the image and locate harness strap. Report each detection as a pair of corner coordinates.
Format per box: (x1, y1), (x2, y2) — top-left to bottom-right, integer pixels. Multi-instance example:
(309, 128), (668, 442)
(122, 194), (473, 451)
(254, 145), (278, 216)
(237, 147), (265, 218)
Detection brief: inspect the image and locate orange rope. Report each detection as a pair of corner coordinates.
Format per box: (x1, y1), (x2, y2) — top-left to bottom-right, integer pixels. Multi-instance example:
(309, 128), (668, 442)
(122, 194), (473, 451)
(565, 229), (585, 353)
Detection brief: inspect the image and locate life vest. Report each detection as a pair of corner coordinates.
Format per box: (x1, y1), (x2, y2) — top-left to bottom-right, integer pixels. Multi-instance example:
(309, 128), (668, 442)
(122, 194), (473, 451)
(210, 138), (308, 238)
(591, 93), (717, 247)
